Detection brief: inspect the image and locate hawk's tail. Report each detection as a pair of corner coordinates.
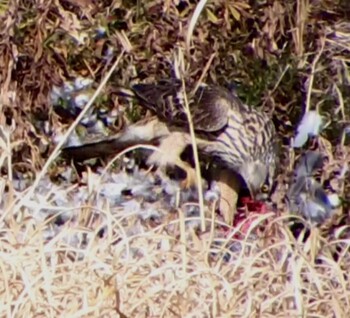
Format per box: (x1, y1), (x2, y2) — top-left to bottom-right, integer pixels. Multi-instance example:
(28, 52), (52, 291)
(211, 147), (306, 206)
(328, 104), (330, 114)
(61, 136), (136, 162)
(113, 86), (136, 99)
(61, 117), (170, 162)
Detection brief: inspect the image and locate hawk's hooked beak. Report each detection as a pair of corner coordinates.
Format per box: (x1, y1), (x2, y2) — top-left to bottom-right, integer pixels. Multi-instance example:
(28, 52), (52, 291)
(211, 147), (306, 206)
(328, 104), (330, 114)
(241, 162), (270, 201)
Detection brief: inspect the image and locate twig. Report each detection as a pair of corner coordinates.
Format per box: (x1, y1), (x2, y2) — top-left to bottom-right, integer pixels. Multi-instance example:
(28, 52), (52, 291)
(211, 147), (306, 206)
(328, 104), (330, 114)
(262, 64), (290, 108)
(186, 0), (208, 51)
(174, 48), (206, 231)
(181, 77), (206, 232)
(193, 52), (216, 94)
(174, 48), (206, 232)
(305, 39), (325, 113)
(333, 84), (345, 120)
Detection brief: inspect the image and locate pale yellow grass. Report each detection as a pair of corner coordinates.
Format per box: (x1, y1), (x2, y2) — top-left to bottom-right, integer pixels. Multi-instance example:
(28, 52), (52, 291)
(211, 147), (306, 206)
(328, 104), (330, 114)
(1, 181), (350, 318)
(2, 3), (350, 316)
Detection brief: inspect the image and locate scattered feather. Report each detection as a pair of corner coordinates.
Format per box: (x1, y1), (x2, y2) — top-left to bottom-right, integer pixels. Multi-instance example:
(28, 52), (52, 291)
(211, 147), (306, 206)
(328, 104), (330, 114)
(74, 77), (94, 90)
(287, 151), (340, 224)
(287, 176), (336, 224)
(63, 81), (75, 95)
(293, 111), (323, 148)
(294, 151), (324, 178)
(297, 192), (332, 224)
(95, 26), (107, 37)
(327, 193), (341, 208)
(50, 85), (64, 105)
(100, 182), (128, 203)
(74, 93), (92, 109)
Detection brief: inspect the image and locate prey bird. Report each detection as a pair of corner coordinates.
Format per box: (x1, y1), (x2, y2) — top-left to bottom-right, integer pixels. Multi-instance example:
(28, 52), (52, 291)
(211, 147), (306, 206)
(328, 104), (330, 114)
(61, 79), (277, 224)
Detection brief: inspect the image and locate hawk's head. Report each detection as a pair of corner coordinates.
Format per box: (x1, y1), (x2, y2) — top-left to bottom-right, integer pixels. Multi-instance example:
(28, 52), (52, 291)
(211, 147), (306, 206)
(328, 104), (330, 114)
(240, 151), (277, 200)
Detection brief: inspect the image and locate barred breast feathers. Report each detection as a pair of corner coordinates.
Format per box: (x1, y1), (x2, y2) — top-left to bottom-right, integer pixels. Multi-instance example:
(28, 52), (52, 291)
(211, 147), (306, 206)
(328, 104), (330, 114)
(194, 104), (276, 173)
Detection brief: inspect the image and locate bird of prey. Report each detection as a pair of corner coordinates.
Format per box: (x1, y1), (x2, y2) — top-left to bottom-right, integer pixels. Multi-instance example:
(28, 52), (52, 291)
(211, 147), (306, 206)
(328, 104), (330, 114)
(61, 79), (277, 224)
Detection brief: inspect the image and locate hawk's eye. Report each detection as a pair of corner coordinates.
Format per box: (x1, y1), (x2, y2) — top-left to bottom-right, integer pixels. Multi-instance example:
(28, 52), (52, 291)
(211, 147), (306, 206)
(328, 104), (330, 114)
(260, 184), (270, 193)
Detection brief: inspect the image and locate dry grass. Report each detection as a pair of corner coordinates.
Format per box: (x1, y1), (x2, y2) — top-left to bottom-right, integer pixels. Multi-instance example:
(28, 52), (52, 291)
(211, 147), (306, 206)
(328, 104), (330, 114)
(1, 0), (350, 317)
(1, 193), (350, 317)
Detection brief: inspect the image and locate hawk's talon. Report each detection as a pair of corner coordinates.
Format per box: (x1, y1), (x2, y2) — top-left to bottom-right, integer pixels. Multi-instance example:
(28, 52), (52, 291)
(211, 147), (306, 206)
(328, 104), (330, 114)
(177, 163), (197, 189)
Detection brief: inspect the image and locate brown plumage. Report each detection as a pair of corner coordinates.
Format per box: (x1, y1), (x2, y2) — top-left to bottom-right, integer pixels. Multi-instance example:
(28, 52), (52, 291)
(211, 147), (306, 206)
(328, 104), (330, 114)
(131, 79), (232, 132)
(62, 79), (277, 222)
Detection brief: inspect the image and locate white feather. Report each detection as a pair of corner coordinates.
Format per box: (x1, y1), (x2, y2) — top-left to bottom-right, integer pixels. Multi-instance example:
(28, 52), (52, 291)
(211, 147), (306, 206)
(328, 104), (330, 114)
(293, 111), (323, 148)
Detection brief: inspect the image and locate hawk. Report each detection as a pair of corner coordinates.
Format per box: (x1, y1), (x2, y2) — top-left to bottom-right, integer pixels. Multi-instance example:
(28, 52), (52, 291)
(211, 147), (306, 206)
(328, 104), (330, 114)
(62, 79), (277, 224)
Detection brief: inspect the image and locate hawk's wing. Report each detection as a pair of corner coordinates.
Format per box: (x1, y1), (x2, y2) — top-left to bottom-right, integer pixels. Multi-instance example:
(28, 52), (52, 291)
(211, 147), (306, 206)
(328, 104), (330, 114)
(132, 79), (240, 132)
